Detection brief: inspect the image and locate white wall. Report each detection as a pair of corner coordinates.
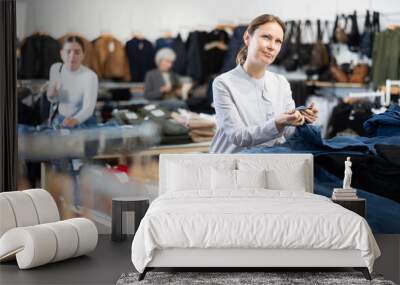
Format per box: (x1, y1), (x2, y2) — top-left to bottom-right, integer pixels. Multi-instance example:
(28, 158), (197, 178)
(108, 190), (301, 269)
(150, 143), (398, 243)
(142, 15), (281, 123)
(16, 0), (400, 42)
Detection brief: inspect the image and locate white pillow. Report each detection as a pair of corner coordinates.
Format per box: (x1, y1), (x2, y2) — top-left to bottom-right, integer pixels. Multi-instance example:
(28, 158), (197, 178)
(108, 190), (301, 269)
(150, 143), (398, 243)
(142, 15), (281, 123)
(166, 160), (236, 192)
(211, 169), (267, 191)
(266, 168), (306, 191)
(237, 159), (308, 192)
(167, 162), (210, 191)
(236, 169), (267, 189)
(211, 168), (236, 190)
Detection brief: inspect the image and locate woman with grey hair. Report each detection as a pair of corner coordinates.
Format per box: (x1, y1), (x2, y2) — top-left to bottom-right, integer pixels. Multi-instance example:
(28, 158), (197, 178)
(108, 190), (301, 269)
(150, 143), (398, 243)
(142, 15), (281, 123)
(143, 47), (187, 110)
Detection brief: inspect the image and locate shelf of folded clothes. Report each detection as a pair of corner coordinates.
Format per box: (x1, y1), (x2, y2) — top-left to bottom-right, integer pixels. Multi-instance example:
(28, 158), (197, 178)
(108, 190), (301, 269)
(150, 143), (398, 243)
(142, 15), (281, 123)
(170, 109), (216, 143)
(305, 80), (368, 88)
(111, 104), (216, 145)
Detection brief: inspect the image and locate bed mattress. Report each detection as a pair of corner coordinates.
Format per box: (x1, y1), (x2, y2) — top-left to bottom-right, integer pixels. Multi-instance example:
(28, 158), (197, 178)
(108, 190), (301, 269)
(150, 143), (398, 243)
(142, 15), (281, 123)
(131, 190), (380, 273)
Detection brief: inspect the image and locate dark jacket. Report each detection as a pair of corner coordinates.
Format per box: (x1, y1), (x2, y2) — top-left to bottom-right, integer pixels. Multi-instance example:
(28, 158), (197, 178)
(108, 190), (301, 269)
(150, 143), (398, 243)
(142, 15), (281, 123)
(171, 35), (187, 76)
(125, 37), (156, 82)
(185, 31), (208, 83)
(203, 29), (230, 78)
(221, 26), (246, 73)
(19, 34), (61, 79)
(144, 69), (180, 100)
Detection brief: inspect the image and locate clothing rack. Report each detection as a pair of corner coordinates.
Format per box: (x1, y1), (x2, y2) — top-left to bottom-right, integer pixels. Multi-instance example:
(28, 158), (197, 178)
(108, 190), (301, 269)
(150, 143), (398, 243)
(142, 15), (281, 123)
(385, 80), (400, 105)
(347, 91), (385, 105)
(348, 80), (400, 106)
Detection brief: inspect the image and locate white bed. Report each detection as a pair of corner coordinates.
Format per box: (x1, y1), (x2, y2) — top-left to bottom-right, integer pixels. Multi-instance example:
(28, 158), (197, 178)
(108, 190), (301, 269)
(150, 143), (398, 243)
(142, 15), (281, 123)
(131, 154), (380, 280)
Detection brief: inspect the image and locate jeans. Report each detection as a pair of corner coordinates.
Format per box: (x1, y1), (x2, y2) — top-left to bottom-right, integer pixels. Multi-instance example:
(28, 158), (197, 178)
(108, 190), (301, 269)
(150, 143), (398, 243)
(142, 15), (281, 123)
(50, 114), (97, 129)
(243, 124), (400, 156)
(363, 104), (400, 137)
(314, 166), (400, 234)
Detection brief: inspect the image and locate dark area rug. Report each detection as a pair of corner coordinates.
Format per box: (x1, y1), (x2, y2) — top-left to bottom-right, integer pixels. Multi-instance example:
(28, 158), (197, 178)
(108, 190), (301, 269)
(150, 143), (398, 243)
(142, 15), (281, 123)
(116, 271), (396, 285)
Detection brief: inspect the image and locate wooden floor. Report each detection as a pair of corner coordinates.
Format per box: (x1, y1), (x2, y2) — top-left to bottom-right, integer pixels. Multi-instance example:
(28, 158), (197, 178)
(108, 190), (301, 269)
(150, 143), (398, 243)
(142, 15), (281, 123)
(0, 235), (133, 285)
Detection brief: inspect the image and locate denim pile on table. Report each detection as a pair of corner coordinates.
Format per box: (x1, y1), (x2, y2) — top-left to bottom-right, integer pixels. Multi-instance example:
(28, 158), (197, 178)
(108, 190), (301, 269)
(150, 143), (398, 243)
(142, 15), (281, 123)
(242, 105), (400, 233)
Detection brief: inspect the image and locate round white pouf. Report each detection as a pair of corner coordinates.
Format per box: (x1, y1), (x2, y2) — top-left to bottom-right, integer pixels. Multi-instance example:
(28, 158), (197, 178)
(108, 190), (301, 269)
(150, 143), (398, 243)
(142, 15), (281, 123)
(64, 218), (98, 257)
(23, 189), (60, 223)
(0, 196), (17, 237)
(0, 191), (39, 227)
(0, 226), (57, 269)
(42, 221), (79, 262)
(0, 218), (98, 269)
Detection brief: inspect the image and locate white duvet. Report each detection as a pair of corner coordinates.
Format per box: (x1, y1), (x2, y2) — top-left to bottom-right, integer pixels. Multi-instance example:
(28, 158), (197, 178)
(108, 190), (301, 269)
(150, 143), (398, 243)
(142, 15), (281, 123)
(131, 190), (380, 273)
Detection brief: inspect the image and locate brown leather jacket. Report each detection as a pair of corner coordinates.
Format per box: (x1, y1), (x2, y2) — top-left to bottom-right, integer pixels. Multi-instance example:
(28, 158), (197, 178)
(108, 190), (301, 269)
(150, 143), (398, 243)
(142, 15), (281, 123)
(58, 34), (101, 76)
(92, 35), (131, 81)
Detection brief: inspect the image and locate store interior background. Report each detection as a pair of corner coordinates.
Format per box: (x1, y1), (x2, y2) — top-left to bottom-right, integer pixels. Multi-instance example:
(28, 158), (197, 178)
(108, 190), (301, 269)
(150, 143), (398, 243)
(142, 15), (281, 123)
(8, 0), (400, 283)
(16, 0), (400, 42)
(15, 0), (400, 224)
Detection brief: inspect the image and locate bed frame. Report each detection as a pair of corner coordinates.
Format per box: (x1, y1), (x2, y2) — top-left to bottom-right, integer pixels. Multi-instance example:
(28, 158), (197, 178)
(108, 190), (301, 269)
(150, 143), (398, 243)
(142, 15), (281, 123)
(140, 248), (371, 280)
(138, 154), (371, 280)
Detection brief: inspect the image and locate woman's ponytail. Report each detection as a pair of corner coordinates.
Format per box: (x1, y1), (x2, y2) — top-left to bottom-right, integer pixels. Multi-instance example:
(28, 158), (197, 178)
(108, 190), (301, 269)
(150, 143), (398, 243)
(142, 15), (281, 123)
(236, 45), (248, 66)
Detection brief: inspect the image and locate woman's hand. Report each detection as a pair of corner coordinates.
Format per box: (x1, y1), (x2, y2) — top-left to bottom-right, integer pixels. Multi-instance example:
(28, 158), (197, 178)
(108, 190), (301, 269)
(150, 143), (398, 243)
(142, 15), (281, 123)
(174, 87), (183, 98)
(275, 110), (305, 131)
(160, 85), (172, 93)
(299, 102), (318, 123)
(47, 82), (60, 98)
(62, 117), (79, 128)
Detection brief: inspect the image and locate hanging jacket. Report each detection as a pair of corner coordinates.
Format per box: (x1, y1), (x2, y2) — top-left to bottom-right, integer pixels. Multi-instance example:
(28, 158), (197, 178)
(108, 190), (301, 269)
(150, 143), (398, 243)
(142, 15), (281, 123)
(155, 37), (175, 50)
(360, 10), (373, 58)
(171, 34), (187, 76)
(372, 29), (400, 89)
(347, 11), (361, 52)
(220, 26), (246, 73)
(92, 35), (131, 81)
(186, 31), (208, 83)
(125, 37), (156, 82)
(203, 29), (230, 79)
(19, 33), (61, 79)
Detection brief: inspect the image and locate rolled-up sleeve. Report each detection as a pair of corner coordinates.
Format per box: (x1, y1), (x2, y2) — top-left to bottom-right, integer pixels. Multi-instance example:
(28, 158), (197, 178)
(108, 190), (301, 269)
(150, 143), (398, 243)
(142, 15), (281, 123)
(213, 78), (281, 147)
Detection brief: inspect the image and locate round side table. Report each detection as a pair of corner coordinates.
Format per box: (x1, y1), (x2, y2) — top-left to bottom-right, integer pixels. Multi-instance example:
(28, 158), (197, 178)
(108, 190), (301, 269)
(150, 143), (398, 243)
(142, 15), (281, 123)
(111, 196), (149, 242)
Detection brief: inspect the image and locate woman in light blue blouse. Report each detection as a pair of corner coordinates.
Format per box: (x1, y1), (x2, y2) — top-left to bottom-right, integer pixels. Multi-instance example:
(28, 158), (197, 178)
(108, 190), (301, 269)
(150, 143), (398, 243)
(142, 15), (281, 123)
(210, 14), (318, 153)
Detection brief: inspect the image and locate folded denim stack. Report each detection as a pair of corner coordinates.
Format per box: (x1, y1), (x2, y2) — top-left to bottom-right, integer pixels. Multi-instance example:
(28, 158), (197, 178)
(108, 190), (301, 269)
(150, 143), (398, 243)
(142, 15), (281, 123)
(171, 109), (216, 143)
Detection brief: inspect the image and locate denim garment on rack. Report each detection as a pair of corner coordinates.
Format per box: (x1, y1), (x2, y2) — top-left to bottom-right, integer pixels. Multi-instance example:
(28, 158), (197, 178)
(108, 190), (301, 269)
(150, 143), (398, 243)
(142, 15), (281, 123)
(363, 104), (400, 137)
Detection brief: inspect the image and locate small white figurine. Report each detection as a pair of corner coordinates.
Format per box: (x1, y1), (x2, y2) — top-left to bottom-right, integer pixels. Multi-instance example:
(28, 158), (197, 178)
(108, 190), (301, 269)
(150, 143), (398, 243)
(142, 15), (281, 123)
(343, 157), (352, 189)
